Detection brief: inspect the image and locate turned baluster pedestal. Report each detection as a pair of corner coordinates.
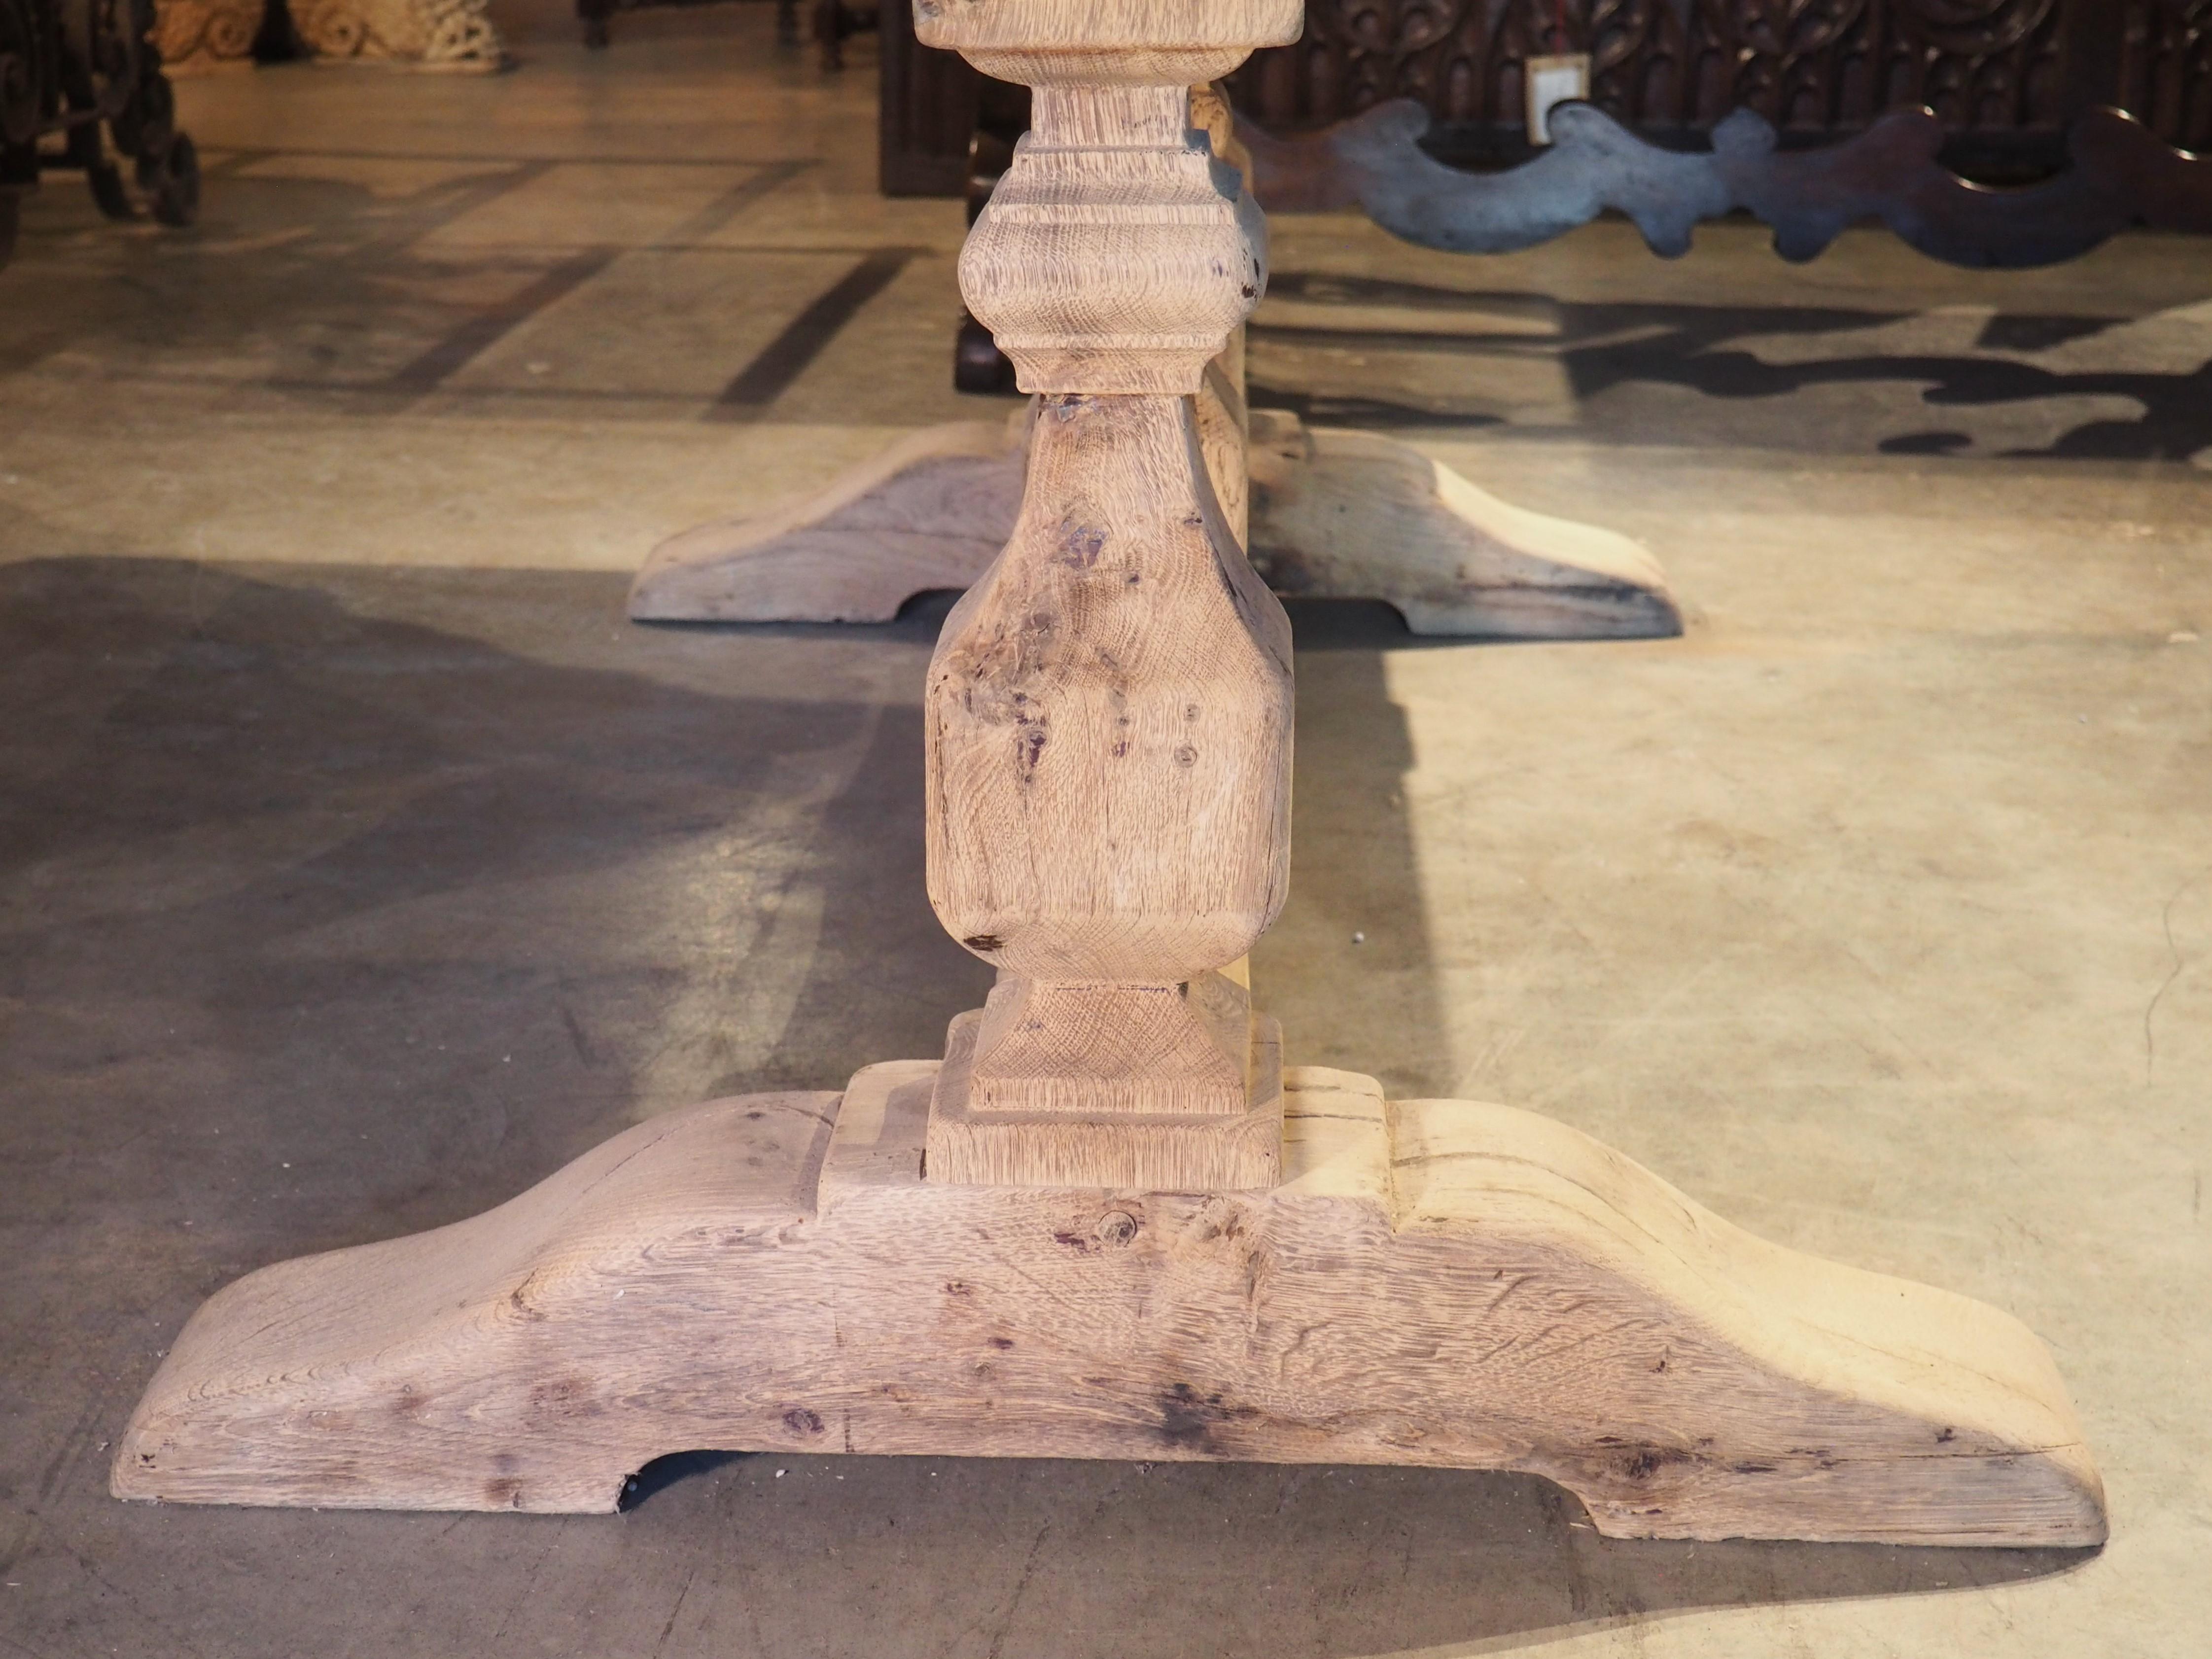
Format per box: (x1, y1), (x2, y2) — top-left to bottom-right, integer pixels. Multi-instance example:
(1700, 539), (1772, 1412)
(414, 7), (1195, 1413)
(625, 86), (1682, 642)
(113, 0), (2105, 1550)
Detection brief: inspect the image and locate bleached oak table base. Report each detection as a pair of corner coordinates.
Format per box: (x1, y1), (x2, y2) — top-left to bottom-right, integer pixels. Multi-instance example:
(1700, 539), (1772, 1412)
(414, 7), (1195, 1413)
(112, 0), (2105, 1557)
(113, 1063), (2103, 1546)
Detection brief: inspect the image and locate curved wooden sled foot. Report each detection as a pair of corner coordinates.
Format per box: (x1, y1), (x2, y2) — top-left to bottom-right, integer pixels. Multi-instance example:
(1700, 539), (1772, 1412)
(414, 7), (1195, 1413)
(1247, 411), (1680, 639)
(114, 1065), (2102, 1545)
(628, 414), (1029, 623)
(626, 410), (1680, 640)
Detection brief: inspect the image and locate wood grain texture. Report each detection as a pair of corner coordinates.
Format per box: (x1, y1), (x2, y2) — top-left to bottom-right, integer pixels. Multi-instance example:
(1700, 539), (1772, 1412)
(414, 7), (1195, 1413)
(925, 1000), (1285, 1188)
(957, 83), (1266, 395)
(925, 396), (1290, 985)
(107, 0), (2102, 1553)
(922, 390), (1291, 1180)
(113, 1064), (2106, 1546)
(919, 0), (1301, 87)
(923, 35), (1300, 1185)
(1191, 79), (1255, 545)
(962, 969), (1254, 1114)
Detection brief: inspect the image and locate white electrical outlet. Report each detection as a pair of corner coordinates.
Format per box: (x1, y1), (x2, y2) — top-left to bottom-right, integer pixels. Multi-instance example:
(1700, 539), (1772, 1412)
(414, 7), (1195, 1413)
(1525, 53), (1592, 145)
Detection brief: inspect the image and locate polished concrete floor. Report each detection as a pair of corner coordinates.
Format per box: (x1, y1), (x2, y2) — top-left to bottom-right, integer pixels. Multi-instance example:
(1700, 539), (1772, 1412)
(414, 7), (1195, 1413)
(2, 6), (2210, 1657)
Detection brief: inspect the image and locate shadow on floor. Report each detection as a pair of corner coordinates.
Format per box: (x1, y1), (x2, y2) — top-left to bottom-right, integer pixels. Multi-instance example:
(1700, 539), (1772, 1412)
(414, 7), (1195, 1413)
(609, 1450), (2094, 1658)
(0, 565), (1459, 1285)
(0, 558), (988, 1266)
(0, 560), (2095, 1658)
(1251, 271), (2212, 460)
(1262, 600), (1458, 1096)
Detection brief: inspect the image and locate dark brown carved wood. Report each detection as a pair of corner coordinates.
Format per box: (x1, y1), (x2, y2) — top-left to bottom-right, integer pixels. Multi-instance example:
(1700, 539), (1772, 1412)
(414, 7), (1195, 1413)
(878, 0), (981, 196)
(2117, 0), (2212, 152)
(882, 3), (2212, 195)
(1225, 0), (2191, 176)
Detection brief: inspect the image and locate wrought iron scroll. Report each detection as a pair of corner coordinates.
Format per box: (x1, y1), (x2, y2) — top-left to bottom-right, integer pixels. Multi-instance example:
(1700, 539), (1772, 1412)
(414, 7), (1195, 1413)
(1241, 97), (2212, 268)
(0, 0), (200, 272)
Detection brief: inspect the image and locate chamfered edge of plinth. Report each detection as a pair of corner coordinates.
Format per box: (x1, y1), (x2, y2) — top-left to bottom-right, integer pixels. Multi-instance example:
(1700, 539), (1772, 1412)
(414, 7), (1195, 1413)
(921, 1008), (1286, 1191)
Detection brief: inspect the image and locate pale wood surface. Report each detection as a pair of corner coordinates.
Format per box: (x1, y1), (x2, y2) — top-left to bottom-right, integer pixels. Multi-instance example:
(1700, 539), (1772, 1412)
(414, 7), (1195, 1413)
(1189, 79), (1255, 544)
(915, 0), (1301, 54)
(107, 0), (2104, 1556)
(1245, 412), (1680, 638)
(917, 44), (1298, 1186)
(924, 1002), (1286, 1188)
(956, 83), (1266, 394)
(959, 970), (1255, 1115)
(919, 0), (1302, 87)
(113, 1064), (2105, 1546)
(293, 0), (504, 69)
(921, 392), (1291, 1184)
(923, 396), (1291, 985)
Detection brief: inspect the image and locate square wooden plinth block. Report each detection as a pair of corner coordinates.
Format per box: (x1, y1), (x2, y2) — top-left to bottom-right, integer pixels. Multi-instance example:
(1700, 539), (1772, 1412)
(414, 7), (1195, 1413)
(924, 1006), (1284, 1190)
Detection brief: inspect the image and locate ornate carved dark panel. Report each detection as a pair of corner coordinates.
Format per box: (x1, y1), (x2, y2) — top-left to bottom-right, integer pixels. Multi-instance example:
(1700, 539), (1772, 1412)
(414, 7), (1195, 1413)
(1220, 1), (2183, 176)
(879, 0), (981, 196)
(2118, 0), (2212, 151)
(884, 5), (2209, 195)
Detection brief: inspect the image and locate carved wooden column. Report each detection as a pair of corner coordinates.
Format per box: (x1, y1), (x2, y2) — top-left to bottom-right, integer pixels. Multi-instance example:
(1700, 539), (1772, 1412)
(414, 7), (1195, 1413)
(628, 37), (1683, 642)
(914, 11), (1300, 1189)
